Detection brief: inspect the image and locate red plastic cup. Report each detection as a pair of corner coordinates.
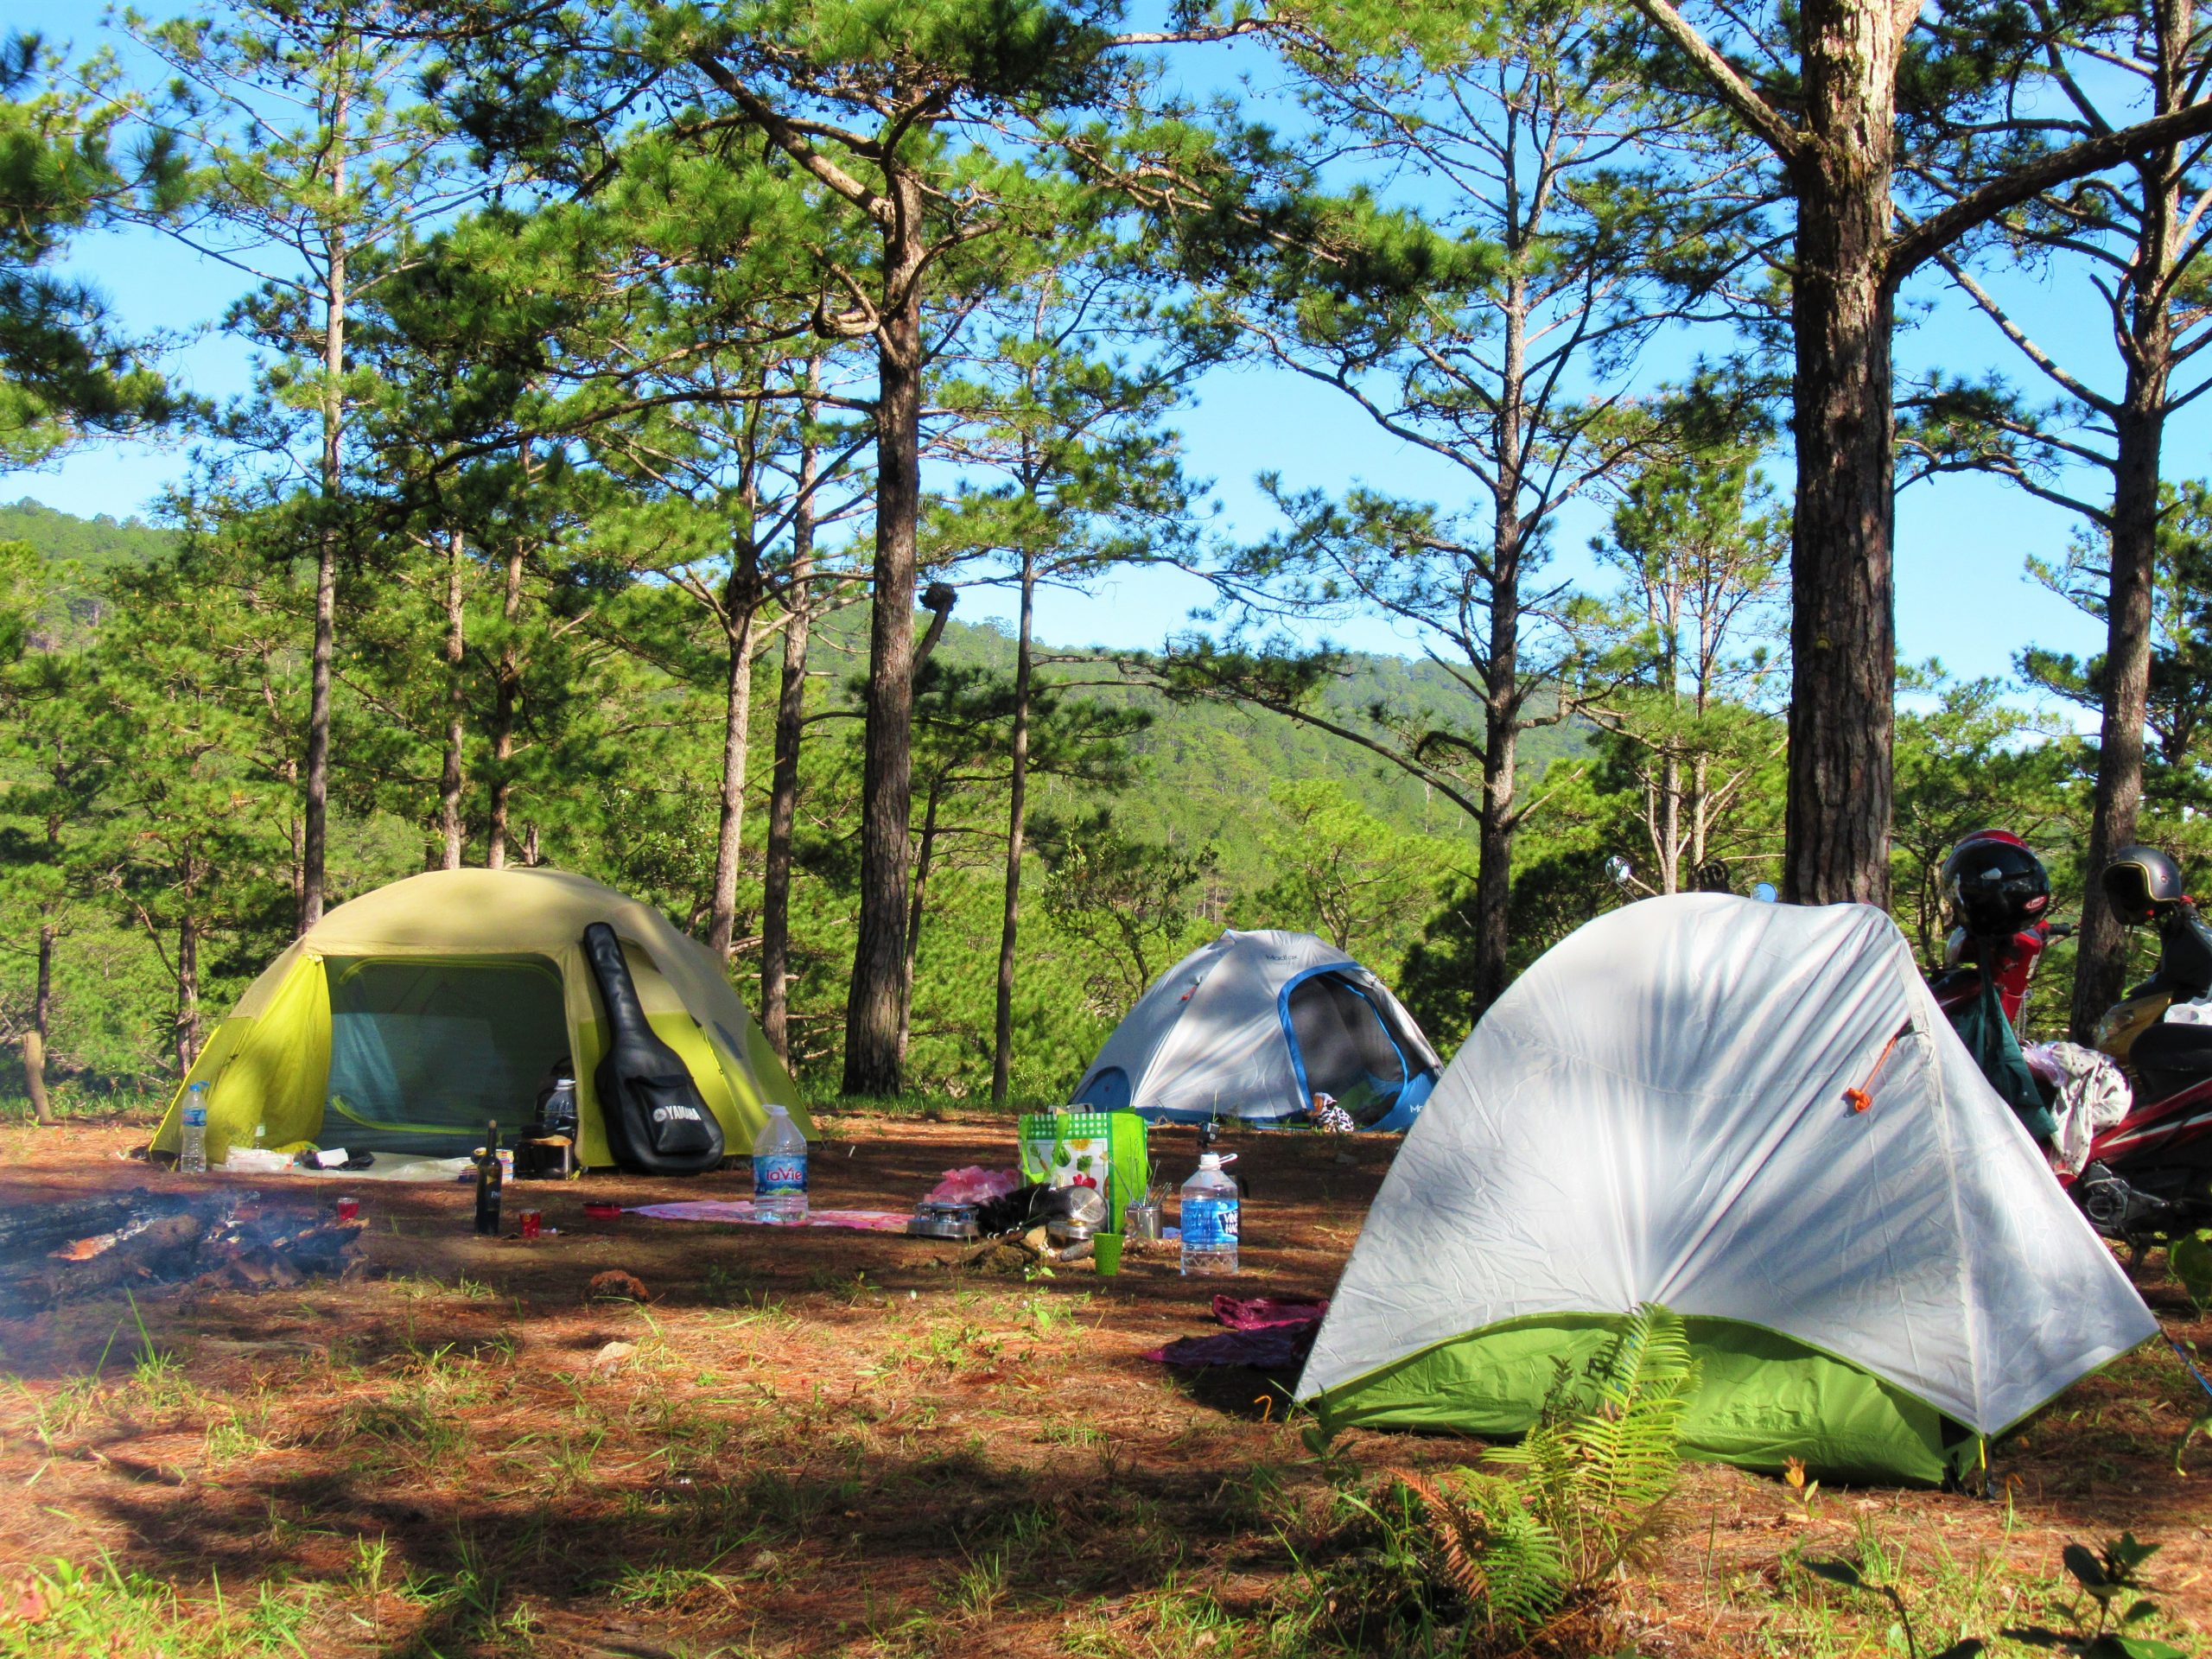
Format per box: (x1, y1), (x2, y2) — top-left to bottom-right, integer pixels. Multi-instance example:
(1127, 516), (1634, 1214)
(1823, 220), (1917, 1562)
(582, 1201), (620, 1223)
(335, 1196), (360, 1223)
(519, 1210), (542, 1240)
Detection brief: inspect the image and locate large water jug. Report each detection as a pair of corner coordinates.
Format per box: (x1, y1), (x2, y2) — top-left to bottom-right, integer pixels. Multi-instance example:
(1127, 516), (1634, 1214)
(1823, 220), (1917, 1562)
(1179, 1151), (1239, 1276)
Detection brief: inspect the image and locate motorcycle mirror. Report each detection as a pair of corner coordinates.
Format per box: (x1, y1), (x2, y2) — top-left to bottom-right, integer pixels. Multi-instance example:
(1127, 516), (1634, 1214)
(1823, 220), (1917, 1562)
(1604, 855), (1634, 887)
(1751, 882), (1778, 904)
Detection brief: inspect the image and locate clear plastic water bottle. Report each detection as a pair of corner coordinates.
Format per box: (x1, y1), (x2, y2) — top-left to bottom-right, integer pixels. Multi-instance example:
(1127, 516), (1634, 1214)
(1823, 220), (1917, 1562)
(751, 1104), (809, 1224)
(1179, 1151), (1240, 1276)
(179, 1081), (210, 1174)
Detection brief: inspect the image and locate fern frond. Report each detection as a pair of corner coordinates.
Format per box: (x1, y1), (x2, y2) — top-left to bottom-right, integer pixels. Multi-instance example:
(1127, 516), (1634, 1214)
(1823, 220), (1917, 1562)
(1390, 1467), (1489, 1606)
(1389, 1465), (1567, 1640)
(1471, 1493), (1567, 1636)
(1487, 1305), (1699, 1590)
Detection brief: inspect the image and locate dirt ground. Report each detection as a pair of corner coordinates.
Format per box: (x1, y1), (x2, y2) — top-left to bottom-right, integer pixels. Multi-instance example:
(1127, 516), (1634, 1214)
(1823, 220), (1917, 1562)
(0, 1113), (2208, 1658)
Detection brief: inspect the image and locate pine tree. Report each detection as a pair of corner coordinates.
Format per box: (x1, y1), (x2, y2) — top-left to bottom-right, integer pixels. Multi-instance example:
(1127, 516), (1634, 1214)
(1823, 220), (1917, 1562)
(1161, 0), (1746, 1017)
(124, 0), (483, 931)
(1624, 0), (2212, 905)
(425, 0), (1275, 1093)
(927, 261), (1198, 1101)
(1898, 0), (2212, 1037)
(0, 33), (181, 465)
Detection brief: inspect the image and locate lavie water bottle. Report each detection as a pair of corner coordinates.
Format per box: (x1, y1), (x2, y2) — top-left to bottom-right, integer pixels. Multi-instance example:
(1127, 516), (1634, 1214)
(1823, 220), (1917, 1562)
(751, 1104), (809, 1224)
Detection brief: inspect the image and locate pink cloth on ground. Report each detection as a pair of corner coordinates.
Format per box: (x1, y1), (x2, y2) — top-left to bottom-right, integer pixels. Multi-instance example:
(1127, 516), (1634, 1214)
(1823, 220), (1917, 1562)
(626, 1200), (911, 1232)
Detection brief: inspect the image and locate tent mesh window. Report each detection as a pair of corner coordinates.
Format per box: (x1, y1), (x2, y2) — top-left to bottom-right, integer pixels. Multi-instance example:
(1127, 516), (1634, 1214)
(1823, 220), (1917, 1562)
(324, 955), (570, 1153)
(1287, 974), (1410, 1127)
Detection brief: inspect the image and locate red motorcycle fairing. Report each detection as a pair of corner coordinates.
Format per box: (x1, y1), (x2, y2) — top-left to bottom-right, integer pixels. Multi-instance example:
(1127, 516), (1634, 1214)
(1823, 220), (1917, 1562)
(2065, 1073), (2212, 1191)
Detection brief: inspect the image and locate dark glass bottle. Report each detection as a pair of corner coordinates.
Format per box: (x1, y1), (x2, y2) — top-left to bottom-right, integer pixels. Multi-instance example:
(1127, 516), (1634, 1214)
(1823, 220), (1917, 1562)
(474, 1122), (503, 1236)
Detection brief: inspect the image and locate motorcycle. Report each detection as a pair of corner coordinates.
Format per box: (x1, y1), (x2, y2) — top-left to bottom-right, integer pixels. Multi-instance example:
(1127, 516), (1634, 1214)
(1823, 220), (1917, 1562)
(2065, 874), (2212, 1237)
(1929, 834), (2212, 1239)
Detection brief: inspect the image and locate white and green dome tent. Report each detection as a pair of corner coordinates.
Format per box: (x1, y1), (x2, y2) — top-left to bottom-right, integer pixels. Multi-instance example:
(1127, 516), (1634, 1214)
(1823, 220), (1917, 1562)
(1297, 894), (2156, 1483)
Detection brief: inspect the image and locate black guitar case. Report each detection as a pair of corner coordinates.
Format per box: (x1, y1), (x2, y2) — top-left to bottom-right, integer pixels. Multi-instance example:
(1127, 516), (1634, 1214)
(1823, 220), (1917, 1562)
(581, 923), (725, 1174)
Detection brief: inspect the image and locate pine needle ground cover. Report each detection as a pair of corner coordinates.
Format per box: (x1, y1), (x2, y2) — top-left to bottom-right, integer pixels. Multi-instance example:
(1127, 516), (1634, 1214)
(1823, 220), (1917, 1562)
(0, 1118), (2206, 1658)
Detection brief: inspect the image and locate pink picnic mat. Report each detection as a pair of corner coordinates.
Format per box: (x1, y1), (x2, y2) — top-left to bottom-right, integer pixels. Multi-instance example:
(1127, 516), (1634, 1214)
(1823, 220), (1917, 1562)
(625, 1199), (911, 1232)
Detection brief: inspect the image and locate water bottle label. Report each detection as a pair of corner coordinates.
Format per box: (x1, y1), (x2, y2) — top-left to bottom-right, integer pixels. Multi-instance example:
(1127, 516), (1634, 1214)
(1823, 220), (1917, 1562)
(183, 1105), (208, 1128)
(1181, 1196), (1238, 1250)
(753, 1154), (808, 1197)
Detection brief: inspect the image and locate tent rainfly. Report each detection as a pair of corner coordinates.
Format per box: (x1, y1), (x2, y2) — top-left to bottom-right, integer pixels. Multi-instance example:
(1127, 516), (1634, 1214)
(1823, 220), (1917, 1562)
(1297, 895), (2157, 1483)
(150, 868), (804, 1170)
(1071, 929), (1441, 1130)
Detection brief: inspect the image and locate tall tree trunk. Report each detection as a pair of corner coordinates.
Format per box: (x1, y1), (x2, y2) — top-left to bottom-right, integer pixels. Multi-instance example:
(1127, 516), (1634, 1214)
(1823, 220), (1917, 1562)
(899, 776), (943, 1067)
(486, 538), (525, 869)
(1690, 752), (1712, 870)
(1691, 639), (1712, 871)
(438, 531), (467, 870)
(301, 222), (346, 934)
(299, 99), (353, 935)
(23, 916), (54, 1126)
(2071, 404), (2164, 1039)
(990, 554), (1036, 1107)
(1782, 0), (1899, 906)
(707, 532), (764, 960)
(1659, 615), (1683, 890)
(843, 181), (926, 1097)
(1470, 289), (1527, 1019)
(286, 762), (303, 916)
(175, 910), (200, 1077)
(2070, 22), (2185, 1039)
(760, 424), (817, 1062)
(1474, 696), (1519, 1014)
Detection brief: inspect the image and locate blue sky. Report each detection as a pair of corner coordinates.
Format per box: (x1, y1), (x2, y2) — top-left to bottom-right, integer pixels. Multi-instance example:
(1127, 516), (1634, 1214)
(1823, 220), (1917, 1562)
(13, 1), (2195, 704)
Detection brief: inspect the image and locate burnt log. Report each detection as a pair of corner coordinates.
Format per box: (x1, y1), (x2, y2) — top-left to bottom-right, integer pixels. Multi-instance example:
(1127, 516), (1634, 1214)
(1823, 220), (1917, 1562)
(0, 1211), (210, 1310)
(0, 1192), (152, 1260)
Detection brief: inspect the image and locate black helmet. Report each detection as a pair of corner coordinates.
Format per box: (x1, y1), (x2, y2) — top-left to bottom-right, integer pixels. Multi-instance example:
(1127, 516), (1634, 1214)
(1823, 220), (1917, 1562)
(2101, 845), (2186, 925)
(1943, 830), (2051, 937)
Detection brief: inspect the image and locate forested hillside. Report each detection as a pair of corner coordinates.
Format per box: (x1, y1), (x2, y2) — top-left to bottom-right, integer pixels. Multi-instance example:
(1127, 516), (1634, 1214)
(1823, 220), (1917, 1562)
(3, 489), (2190, 1116)
(0, 501), (175, 573)
(0, 500), (1593, 1111)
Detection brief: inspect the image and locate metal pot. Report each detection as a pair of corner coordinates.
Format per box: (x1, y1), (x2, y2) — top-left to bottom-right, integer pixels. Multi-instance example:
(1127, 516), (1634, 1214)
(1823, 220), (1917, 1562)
(515, 1136), (575, 1181)
(1046, 1184), (1108, 1245)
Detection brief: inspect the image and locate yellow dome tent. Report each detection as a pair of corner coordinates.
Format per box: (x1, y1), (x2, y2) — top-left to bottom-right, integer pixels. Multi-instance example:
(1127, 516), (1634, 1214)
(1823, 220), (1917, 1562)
(150, 868), (804, 1168)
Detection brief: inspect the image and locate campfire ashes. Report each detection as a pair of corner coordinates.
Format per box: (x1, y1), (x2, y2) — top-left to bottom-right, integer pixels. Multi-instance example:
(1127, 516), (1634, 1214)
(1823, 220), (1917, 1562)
(0, 1189), (363, 1313)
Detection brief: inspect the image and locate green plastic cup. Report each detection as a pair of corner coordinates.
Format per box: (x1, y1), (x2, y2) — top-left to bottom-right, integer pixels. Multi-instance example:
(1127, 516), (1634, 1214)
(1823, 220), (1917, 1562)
(1093, 1234), (1123, 1276)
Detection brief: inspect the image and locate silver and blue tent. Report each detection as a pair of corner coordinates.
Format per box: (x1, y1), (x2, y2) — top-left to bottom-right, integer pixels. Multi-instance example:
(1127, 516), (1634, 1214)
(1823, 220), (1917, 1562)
(1070, 929), (1440, 1130)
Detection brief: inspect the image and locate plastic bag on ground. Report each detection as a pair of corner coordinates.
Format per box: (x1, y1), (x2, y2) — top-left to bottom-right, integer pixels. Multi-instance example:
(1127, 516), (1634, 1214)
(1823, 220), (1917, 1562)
(925, 1166), (1022, 1205)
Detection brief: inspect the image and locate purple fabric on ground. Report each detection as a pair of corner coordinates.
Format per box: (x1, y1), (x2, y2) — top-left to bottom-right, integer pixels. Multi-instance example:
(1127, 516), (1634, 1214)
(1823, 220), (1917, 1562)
(1212, 1295), (1328, 1329)
(1142, 1295), (1331, 1368)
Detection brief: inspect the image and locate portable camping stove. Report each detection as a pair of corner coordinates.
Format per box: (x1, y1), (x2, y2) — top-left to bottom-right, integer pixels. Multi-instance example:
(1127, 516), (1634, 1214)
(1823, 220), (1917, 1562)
(906, 1201), (982, 1240)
